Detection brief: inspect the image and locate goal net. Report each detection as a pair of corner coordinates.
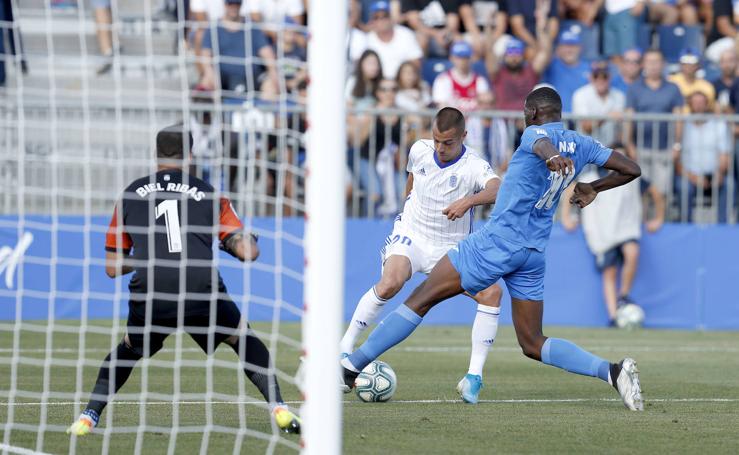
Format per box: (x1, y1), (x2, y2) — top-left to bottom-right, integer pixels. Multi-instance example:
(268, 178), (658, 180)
(0, 1), (344, 453)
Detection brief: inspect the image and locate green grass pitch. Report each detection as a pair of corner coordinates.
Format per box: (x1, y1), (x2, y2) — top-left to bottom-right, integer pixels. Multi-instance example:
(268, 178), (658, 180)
(1, 322), (738, 454)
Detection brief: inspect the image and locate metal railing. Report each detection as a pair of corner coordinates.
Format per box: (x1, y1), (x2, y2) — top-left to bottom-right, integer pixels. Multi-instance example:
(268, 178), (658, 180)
(1, 100), (737, 224)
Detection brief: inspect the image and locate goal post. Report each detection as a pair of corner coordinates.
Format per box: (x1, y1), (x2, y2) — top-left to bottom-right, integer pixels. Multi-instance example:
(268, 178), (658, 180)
(302, 0), (347, 453)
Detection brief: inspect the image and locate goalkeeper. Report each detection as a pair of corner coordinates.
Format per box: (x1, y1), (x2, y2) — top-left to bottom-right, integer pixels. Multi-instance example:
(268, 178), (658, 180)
(67, 125), (300, 436)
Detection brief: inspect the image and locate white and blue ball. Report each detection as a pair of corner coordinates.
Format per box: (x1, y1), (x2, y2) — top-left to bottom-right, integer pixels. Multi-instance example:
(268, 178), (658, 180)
(616, 304), (645, 329)
(355, 360), (397, 402)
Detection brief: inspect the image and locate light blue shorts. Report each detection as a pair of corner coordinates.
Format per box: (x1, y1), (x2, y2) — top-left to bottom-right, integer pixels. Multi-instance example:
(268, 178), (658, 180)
(447, 227), (545, 301)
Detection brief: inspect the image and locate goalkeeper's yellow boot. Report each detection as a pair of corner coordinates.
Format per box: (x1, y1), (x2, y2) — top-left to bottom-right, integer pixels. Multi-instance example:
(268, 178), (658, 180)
(272, 404), (301, 434)
(66, 409), (99, 436)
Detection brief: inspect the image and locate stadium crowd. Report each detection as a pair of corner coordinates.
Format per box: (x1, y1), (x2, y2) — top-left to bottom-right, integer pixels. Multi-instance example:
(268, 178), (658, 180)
(2, 0), (739, 222)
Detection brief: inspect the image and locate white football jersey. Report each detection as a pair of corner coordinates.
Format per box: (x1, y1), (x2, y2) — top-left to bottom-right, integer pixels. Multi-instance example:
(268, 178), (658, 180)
(401, 139), (499, 246)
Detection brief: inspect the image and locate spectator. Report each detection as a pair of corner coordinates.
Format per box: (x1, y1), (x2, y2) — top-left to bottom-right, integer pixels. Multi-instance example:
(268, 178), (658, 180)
(457, 2), (487, 55)
(347, 78), (403, 216)
(486, 2), (552, 111)
(274, 17), (307, 94)
(668, 47), (716, 107)
(357, 0), (404, 29)
(559, 0), (602, 24)
(647, 0), (697, 25)
(464, 0), (509, 46)
(92, 0), (119, 75)
(0, 0), (27, 82)
(402, 0), (464, 57)
(0, 1), (5, 87)
(611, 47), (643, 93)
(349, 0), (370, 62)
(674, 91), (731, 222)
(562, 143), (665, 327)
(366, 1), (424, 79)
(706, 0), (736, 62)
(603, 1), (645, 63)
(346, 50), (384, 109)
(432, 41), (493, 152)
(190, 0), (248, 77)
(190, 93), (222, 184)
(573, 61), (627, 146)
(247, 0), (305, 43)
(486, 113), (512, 173)
(248, 0), (304, 24)
(395, 60), (432, 111)
(712, 48), (739, 112)
(509, 0), (559, 54)
(625, 48), (683, 194)
(198, 0), (279, 97)
(543, 29), (590, 112)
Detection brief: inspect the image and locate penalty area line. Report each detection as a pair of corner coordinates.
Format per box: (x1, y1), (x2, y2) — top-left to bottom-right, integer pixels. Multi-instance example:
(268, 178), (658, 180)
(0, 443), (53, 455)
(1, 398), (738, 407)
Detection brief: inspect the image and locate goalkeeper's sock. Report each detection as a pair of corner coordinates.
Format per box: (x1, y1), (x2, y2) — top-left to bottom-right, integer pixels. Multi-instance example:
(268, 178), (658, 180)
(87, 340), (142, 415)
(230, 330), (284, 404)
(339, 286), (387, 354)
(346, 304), (422, 372)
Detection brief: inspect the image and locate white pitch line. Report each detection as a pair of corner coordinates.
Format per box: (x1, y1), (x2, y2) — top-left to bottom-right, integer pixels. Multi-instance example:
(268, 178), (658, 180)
(1, 398), (738, 407)
(0, 443), (52, 455)
(0, 346), (738, 354)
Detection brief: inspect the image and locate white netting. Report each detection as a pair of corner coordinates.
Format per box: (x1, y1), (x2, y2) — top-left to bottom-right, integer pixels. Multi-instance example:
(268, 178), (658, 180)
(0, 1), (331, 453)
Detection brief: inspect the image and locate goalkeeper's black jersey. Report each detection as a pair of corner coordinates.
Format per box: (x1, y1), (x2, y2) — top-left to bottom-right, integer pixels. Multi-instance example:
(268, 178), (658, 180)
(105, 169), (242, 318)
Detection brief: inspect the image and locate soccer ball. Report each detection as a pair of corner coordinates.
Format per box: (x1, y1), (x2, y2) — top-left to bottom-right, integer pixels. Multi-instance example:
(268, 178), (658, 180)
(355, 360), (397, 402)
(616, 304), (645, 329)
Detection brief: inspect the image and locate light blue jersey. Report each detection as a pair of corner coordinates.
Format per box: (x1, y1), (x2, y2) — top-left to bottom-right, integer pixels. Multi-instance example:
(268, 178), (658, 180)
(488, 122), (613, 252)
(448, 122), (612, 300)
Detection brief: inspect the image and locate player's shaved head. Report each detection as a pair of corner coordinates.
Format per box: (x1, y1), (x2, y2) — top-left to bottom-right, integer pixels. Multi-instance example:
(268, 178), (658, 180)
(433, 107), (466, 135)
(524, 87), (562, 127)
(432, 107), (467, 163)
(156, 124), (193, 160)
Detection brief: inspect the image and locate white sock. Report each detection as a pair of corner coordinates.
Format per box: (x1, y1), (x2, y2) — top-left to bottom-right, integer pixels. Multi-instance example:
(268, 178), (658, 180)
(468, 304), (500, 377)
(339, 286), (387, 354)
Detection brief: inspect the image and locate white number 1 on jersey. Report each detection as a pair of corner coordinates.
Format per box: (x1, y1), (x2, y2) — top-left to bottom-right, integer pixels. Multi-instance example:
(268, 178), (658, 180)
(155, 199), (182, 253)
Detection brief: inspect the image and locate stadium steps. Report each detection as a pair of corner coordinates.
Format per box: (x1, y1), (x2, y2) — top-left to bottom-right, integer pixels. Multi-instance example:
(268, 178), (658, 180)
(17, 0), (161, 19)
(6, 4), (189, 105)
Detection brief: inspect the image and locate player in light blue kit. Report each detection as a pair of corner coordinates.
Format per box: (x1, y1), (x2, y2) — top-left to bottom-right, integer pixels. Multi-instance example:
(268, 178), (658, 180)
(341, 87), (644, 410)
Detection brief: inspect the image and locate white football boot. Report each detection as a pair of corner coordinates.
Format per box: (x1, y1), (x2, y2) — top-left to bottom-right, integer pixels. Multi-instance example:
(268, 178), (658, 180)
(615, 358), (644, 411)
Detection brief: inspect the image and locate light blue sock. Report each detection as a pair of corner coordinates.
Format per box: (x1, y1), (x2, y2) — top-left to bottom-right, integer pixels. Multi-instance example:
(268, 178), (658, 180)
(347, 304), (422, 371)
(541, 338), (611, 383)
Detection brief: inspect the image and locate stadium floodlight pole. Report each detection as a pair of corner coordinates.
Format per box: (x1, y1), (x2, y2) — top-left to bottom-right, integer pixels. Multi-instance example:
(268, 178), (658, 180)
(303, 1), (347, 454)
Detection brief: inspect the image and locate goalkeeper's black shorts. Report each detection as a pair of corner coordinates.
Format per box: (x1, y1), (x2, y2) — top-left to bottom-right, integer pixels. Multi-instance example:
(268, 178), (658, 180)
(125, 298), (242, 357)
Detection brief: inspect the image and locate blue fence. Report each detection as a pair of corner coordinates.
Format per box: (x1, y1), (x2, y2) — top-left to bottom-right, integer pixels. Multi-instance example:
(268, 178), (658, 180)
(1, 217), (737, 330)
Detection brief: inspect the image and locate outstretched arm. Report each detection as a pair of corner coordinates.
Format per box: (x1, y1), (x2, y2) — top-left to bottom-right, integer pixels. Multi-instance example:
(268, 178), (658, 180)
(570, 152), (641, 208)
(443, 177), (501, 220)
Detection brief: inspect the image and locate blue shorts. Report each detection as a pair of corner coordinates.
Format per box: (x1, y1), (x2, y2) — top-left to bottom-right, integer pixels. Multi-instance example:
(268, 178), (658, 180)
(448, 227), (545, 301)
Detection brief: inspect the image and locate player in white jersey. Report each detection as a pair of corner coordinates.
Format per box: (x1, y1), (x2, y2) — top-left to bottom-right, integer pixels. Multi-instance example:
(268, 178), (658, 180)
(339, 107), (503, 404)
